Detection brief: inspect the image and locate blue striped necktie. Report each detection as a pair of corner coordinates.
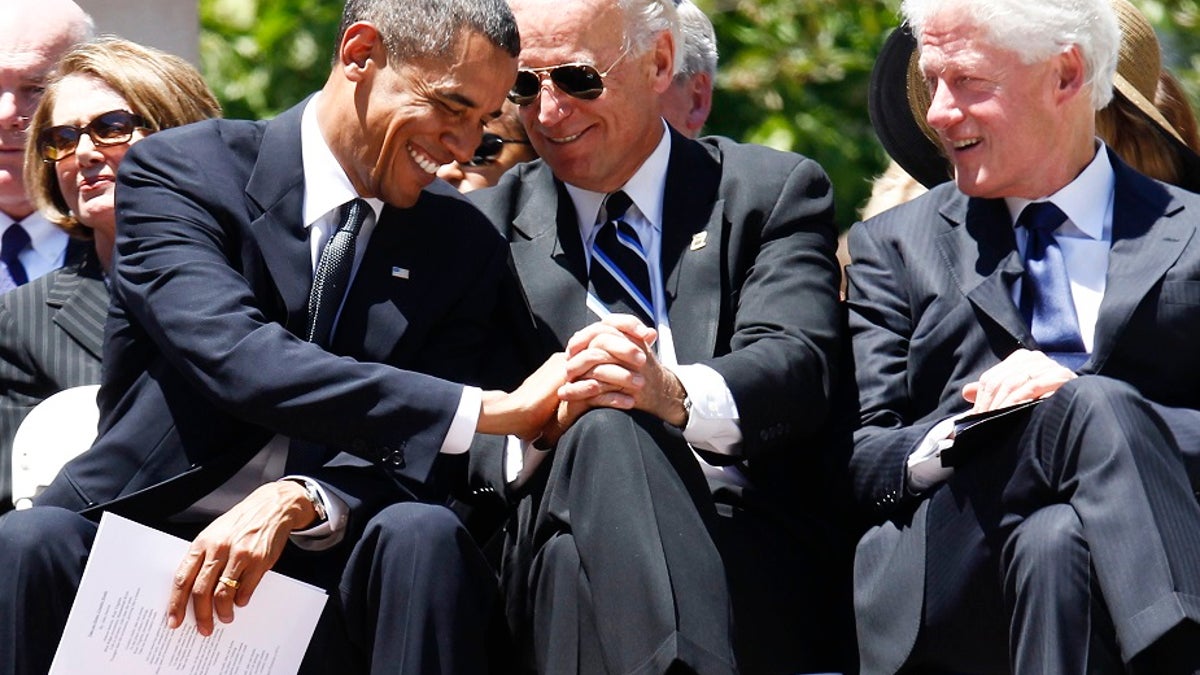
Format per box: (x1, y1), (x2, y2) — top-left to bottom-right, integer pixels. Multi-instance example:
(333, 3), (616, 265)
(1018, 201), (1087, 369)
(587, 191), (655, 326)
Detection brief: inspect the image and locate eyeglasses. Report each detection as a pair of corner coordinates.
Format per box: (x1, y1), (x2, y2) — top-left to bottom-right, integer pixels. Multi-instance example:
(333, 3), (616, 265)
(508, 44), (631, 106)
(468, 132), (531, 166)
(37, 109), (149, 162)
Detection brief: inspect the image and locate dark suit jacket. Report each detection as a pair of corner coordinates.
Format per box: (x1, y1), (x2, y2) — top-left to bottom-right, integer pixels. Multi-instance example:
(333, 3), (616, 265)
(845, 149), (1200, 673)
(467, 128), (845, 516)
(34, 101), (511, 529)
(0, 240), (104, 513)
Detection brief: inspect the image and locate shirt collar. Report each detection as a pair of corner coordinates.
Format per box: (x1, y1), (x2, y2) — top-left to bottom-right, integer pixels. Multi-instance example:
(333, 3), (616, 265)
(300, 95), (384, 228)
(563, 121), (672, 231)
(1005, 141), (1114, 241)
(1, 211), (67, 263)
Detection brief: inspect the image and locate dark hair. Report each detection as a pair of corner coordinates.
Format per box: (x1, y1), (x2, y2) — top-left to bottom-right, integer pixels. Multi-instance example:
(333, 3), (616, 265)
(335, 0), (519, 64)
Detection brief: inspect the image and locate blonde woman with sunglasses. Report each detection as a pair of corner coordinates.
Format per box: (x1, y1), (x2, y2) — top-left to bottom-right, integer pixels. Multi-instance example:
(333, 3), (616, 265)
(0, 37), (219, 512)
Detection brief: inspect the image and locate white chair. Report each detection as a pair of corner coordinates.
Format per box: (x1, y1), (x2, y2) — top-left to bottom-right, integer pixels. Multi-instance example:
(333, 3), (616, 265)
(11, 384), (100, 510)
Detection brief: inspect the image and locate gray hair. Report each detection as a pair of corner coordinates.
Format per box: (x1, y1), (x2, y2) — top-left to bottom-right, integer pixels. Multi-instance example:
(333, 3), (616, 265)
(618, 0), (683, 76)
(336, 0), (520, 63)
(674, 0), (717, 79)
(901, 0), (1119, 109)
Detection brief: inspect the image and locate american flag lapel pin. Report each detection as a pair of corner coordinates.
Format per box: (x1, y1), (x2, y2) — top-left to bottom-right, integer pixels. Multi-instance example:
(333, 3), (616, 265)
(392, 266), (410, 279)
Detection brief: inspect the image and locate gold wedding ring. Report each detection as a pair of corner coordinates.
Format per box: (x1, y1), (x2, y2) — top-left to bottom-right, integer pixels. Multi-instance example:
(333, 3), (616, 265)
(218, 575), (240, 590)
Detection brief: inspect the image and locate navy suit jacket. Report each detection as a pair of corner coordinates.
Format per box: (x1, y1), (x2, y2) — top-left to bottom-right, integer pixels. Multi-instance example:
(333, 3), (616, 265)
(35, 101), (510, 528)
(846, 149), (1200, 673)
(466, 129), (845, 514)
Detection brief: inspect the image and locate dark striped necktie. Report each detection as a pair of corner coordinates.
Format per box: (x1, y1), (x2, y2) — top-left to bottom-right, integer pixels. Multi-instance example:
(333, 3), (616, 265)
(1018, 201), (1087, 369)
(587, 191), (654, 326)
(1, 222), (30, 287)
(306, 199), (370, 347)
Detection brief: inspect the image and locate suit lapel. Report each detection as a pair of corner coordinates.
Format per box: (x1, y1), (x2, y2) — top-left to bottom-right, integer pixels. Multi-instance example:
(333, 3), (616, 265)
(244, 102), (311, 332)
(47, 250), (107, 360)
(510, 168), (592, 345)
(662, 134), (724, 362)
(1088, 154), (1192, 373)
(935, 193), (1031, 345)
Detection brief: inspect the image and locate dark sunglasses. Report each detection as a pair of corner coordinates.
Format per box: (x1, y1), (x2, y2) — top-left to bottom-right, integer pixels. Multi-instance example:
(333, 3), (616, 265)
(37, 109), (149, 162)
(468, 132), (531, 166)
(508, 44), (631, 106)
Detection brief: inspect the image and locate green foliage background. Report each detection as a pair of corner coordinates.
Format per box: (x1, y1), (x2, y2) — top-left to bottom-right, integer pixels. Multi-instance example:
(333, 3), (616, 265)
(200, 0), (1200, 229)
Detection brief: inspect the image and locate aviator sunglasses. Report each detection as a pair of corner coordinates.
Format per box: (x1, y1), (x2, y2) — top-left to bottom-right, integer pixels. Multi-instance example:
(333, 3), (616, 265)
(37, 109), (149, 162)
(468, 132), (531, 166)
(508, 44), (631, 106)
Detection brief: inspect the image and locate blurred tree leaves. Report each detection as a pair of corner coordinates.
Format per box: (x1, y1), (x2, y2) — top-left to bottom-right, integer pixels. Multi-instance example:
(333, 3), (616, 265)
(200, 0), (1200, 228)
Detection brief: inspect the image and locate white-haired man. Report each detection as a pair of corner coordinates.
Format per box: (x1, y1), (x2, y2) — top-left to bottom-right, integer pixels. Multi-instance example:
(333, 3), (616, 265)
(658, 0), (716, 138)
(0, 0), (92, 291)
(464, 0), (854, 672)
(848, 0), (1200, 672)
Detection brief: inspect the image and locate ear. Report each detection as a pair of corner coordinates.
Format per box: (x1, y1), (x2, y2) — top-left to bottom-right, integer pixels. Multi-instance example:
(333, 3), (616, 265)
(339, 22), (383, 82)
(1052, 45), (1087, 104)
(649, 29), (677, 95)
(684, 72), (714, 134)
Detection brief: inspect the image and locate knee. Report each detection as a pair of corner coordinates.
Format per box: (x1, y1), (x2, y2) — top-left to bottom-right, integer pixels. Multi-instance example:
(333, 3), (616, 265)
(1005, 504), (1087, 571)
(1043, 375), (1140, 417)
(0, 507), (94, 582)
(558, 407), (634, 446)
(369, 502), (464, 545)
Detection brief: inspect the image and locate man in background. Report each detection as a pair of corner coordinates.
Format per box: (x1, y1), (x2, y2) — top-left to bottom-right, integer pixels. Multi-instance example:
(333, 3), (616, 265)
(0, 0), (92, 290)
(658, 0), (716, 138)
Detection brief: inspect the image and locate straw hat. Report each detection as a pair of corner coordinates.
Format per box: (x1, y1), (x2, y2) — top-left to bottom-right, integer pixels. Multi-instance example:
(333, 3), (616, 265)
(867, 0), (1200, 189)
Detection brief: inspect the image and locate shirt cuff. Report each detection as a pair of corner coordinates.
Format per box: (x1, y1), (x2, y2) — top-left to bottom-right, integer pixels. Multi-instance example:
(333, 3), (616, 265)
(906, 415), (965, 491)
(670, 363), (743, 456)
(284, 476), (349, 551)
(505, 434), (552, 487)
(440, 386), (481, 455)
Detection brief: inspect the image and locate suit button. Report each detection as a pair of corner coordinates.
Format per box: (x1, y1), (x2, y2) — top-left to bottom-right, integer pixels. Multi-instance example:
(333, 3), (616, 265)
(387, 451), (405, 468)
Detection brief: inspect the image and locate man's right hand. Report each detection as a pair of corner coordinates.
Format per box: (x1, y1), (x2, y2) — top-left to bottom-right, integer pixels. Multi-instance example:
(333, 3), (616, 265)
(962, 348), (1077, 413)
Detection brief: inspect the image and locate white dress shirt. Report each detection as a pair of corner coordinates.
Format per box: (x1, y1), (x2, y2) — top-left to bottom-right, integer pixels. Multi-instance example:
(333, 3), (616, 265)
(0, 210), (69, 282)
(907, 144), (1116, 490)
(182, 96), (481, 547)
(507, 122), (745, 486)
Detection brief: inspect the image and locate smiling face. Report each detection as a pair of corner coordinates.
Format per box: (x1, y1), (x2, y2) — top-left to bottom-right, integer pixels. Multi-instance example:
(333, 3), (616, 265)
(918, 9), (1094, 199)
(510, 0), (674, 193)
(327, 25), (517, 209)
(49, 74), (143, 239)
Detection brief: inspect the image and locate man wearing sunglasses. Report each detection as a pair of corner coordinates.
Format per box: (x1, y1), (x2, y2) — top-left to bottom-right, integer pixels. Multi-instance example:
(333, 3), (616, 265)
(0, 1), (571, 673)
(462, 0), (854, 672)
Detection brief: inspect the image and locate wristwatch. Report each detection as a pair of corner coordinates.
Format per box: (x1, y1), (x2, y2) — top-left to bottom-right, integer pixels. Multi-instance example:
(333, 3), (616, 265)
(284, 477), (328, 525)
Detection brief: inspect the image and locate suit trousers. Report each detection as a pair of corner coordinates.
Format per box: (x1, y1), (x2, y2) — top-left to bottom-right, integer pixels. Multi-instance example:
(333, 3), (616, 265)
(0, 502), (497, 675)
(509, 408), (853, 675)
(907, 376), (1200, 673)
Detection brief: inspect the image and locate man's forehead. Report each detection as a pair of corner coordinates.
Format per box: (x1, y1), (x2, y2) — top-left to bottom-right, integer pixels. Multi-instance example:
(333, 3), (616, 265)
(514, 2), (624, 66)
(0, 31), (77, 76)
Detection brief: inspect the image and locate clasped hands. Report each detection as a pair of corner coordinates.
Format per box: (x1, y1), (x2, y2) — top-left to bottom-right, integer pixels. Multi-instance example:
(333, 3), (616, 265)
(170, 315), (681, 633)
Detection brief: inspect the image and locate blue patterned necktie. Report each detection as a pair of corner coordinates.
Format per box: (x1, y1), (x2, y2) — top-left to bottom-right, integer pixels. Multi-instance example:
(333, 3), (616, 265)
(1018, 201), (1087, 369)
(1, 222), (30, 287)
(306, 199), (370, 347)
(587, 191), (655, 326)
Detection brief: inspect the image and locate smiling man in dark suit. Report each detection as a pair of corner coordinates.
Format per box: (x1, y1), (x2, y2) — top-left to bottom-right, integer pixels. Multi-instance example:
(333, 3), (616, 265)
(0, 1), (573, 673)
(848, 0), (1200, 672)
(461, 1), (852, 673)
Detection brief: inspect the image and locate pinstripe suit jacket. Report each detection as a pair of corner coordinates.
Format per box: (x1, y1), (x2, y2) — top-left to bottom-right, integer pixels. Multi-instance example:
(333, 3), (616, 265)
(845, 149), (1200, 673)
(0, 240), (104, 513)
